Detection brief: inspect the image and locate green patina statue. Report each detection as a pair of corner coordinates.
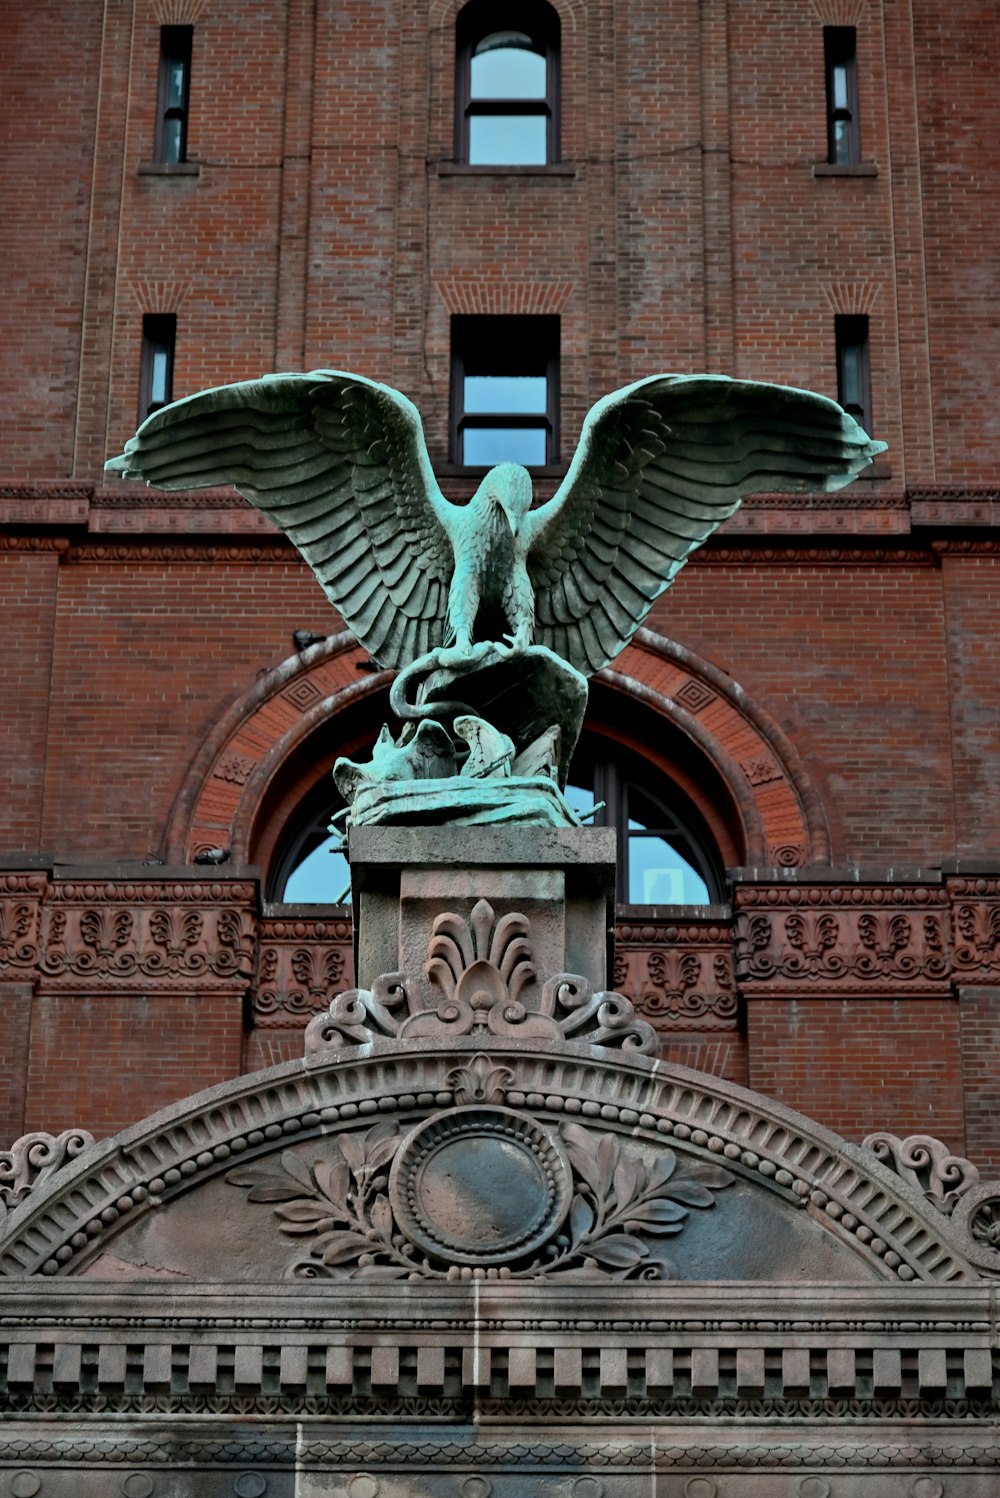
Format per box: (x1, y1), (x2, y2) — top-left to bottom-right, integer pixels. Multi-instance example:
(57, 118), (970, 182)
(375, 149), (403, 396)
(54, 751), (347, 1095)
(107, 371), (885, 828)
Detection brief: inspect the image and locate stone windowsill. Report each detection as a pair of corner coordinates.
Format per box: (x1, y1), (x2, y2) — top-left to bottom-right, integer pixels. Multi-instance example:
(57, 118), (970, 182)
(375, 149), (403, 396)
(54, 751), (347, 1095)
(437, 161), (577, 179)
(812, 161), (878, 178)
(137, 160), (201, 177)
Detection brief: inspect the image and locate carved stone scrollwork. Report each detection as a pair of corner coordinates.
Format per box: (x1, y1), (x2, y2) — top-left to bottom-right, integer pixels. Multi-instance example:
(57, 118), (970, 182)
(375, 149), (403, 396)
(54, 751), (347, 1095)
(735, 886), (952, 994)
(305, 898), (658, 1055)
(0, 874), (45, 975)
(614, 921), (737, 1030)
(949, 878), (1000, 980)
(863, 1132), (981, 1215)
(0, 1129), (95, 1219)
(35, 881), (257, 988)
(226, 1075), (733, 1282)
(254, 916), (354, 1027)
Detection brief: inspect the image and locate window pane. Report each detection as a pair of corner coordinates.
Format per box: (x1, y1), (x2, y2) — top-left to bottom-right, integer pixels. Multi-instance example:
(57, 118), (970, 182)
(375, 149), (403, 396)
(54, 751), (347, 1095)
(627, 835), (711, 905)
(469, 114), (547, 165)
(150, 346), (171, 406)
(831, 117), (851, 164)
(163, 115), (184, 164)
(840, 344), (861, 407)
(464, 375), (548, 414)
(564, 780), (595, 817)
(463, 425), (547, 466)
(166, 58), (187, 109)
(282, 834), (350, 903)
(831, 63), (849, 111)
(471, 41), (546, 99)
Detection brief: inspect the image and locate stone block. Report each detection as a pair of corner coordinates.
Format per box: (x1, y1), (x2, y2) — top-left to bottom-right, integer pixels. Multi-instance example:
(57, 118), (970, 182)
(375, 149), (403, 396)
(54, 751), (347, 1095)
(350, 825), (616, 993)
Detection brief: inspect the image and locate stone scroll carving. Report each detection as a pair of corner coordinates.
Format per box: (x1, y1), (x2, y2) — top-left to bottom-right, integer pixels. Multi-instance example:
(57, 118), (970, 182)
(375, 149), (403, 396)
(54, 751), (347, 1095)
(227, 1058), (733, 1283)
(304, 898), (658, 1055)
(0, 1130), (95, 1221)
(863, 1132), (982, 1216)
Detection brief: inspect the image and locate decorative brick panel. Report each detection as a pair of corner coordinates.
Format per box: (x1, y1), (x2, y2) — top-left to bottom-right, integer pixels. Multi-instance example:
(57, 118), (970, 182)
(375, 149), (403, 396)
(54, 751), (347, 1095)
(735, 884), (951, 996)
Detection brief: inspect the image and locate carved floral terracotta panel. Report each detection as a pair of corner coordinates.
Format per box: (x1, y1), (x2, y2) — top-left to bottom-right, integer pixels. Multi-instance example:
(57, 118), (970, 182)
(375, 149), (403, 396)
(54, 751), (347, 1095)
(735, 886), (952, 995)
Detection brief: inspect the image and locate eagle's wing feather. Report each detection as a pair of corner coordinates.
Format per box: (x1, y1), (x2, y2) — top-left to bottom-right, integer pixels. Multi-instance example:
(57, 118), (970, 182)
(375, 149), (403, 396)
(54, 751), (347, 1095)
(106, 372), (457, 669)
(524, 374), (886, 676)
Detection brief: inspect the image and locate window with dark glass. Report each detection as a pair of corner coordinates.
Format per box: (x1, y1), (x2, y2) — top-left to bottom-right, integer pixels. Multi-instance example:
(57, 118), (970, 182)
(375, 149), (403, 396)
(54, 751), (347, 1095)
(156, 26), (193, 164)
(268, 776), (351, 905)
(451, 314), (558, 467)
(140, 314), (176, 421)
(835, 314), (872, 434)
(456, 0), (559, 165)
(566, 751), (723, 907)
(824, 27), (859, 165)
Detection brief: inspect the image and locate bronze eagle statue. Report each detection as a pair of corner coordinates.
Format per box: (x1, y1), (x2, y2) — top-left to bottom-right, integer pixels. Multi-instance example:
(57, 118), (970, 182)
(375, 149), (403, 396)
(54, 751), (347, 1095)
(106, 371), (886, 678)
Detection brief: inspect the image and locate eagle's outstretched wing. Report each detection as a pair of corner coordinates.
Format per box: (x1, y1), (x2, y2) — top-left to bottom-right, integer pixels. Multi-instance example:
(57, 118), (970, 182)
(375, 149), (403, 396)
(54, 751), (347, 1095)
(522, 374), (887, 676)
(106, 372), (458, 669)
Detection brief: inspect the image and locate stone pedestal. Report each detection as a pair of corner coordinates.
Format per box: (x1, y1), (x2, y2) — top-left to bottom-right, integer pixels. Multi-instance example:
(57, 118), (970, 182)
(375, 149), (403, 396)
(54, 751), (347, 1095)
(349, 825), (616, 1010)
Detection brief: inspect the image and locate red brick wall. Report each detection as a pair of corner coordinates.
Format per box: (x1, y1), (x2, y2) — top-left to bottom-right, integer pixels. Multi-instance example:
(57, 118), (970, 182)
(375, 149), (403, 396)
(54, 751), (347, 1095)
(0, 2), (101, 477)
(1, 1), (999, 1169)
(746, 997), (966, 1153)
(22, 991), (244, 1142)
(958, 987), (1000, 1175)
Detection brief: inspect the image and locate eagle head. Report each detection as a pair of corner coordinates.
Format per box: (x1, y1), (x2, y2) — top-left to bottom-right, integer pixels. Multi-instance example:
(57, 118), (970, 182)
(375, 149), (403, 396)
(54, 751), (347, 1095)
(486, 461), (534, 536)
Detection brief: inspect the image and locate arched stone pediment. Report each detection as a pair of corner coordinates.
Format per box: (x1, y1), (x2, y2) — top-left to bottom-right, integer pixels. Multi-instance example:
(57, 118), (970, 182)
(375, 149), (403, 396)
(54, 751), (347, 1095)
(0, 1036), (987, 1286)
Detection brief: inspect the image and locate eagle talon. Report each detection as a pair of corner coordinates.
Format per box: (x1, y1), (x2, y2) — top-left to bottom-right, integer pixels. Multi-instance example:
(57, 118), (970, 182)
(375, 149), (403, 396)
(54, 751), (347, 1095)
(497, 626), (532, 657)
(435, 640), (492, 670)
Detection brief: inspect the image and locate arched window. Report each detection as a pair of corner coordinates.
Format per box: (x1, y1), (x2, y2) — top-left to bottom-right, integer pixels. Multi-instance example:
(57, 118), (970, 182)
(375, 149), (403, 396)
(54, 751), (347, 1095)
(456, 0), (560, 165)
(269, 736), (724, 908)
(566, 743), (724, 907)
(266, 773), (350, 905)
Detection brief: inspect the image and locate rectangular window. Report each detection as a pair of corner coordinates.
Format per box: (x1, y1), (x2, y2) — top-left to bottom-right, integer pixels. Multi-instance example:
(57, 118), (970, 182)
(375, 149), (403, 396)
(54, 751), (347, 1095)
(824, 27), (859, 165)
(155, 26), (193, 164)
(835, 314), (872, 434)
(450, 315), (559, 467)
(456, 8), (560, 166)
(140, 314), (176, 421)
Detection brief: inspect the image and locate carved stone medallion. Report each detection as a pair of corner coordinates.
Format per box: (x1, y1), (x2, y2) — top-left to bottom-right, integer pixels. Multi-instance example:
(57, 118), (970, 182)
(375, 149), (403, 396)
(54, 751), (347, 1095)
(388, 1106), (572, 1265)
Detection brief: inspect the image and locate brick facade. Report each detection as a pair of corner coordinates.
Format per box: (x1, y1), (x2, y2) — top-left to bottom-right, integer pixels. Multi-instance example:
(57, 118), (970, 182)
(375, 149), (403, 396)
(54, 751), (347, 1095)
(2, 1), (1000, 1167)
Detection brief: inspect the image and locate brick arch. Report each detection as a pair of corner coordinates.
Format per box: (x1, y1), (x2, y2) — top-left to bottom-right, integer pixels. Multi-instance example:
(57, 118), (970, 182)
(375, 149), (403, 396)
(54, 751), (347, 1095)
(429, 0), (583, 36)
(166, 630), (829, 874)
(163, 633), (391, 864)
(605, 630), (831, 868)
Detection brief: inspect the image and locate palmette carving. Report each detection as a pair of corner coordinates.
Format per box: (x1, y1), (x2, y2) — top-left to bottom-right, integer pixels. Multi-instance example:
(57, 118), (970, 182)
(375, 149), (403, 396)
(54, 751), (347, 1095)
(226, 1110), (733, 1282)
(37, 891), (255, 985)
(735, 887), (952, 993)
(951, 883), (1000, 977)
(304, 898), (658, 1053)
(614, 926), (737, 1030)
(0, 876), (44, 973)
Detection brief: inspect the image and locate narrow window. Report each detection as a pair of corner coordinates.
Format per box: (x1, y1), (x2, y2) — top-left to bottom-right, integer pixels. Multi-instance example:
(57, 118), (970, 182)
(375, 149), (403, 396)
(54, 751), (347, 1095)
(451, 315), (559, 467)
(156, 26), (193, 164)
(824, 27), (859, 165)
(140, 314), (176, 421)
(835, 315), (872, 434)
(456, 1), (559, 165)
